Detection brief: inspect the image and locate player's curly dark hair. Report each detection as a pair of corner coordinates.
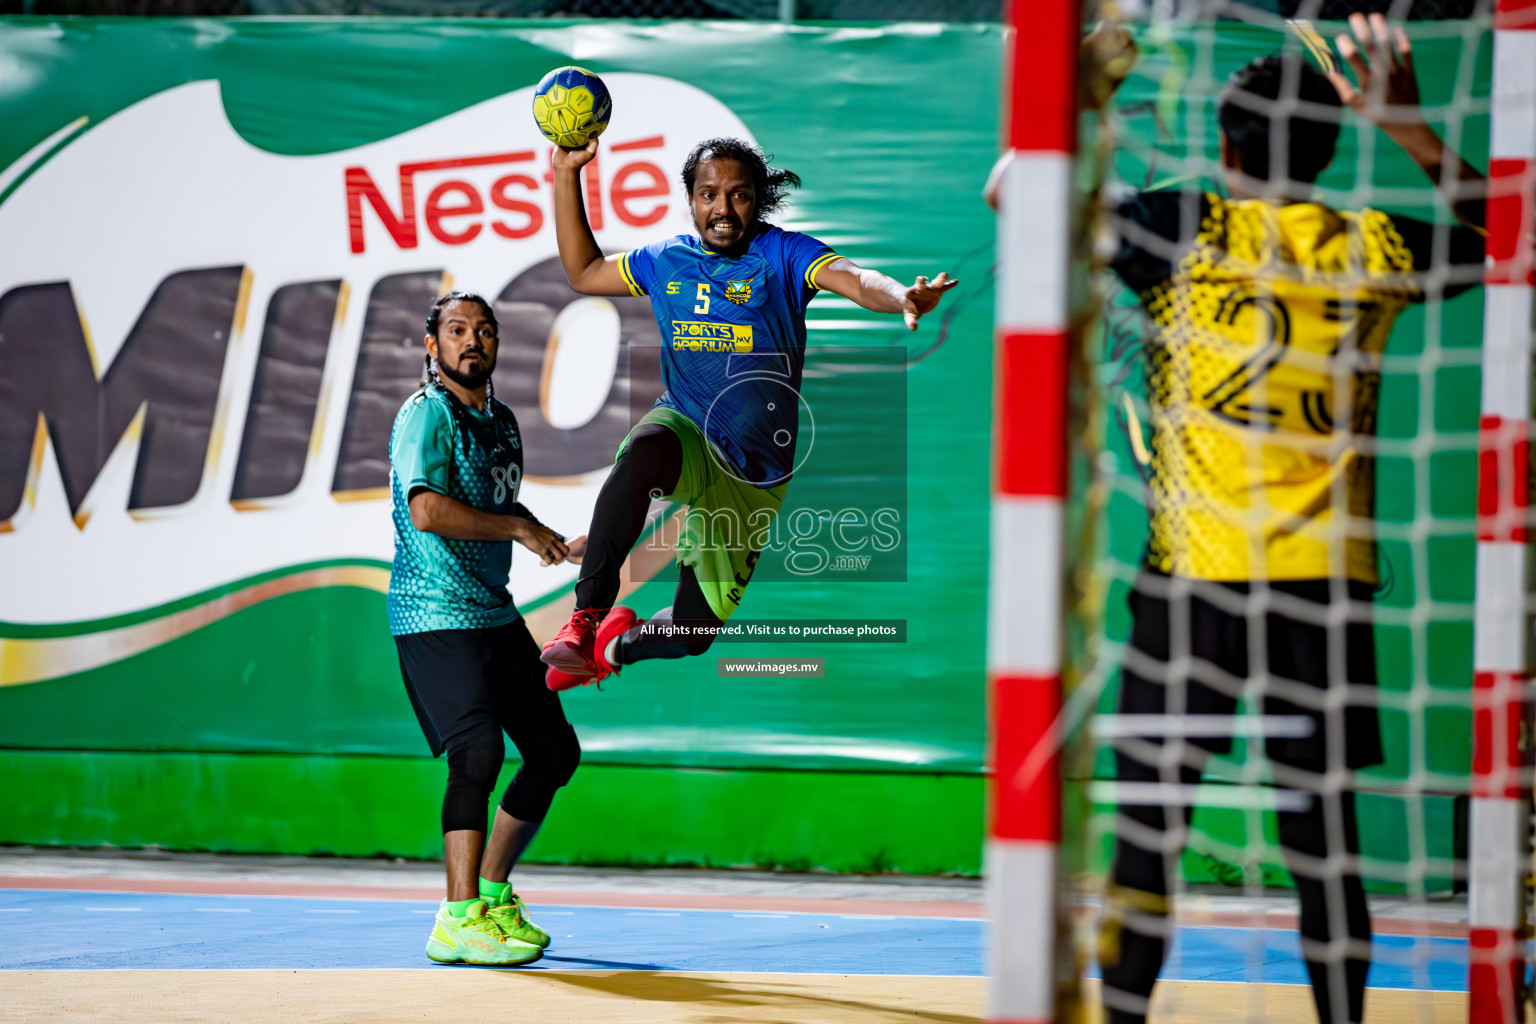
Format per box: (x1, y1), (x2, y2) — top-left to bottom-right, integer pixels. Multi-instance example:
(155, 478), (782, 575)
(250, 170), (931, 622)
(680, 138), (802, 221)
(1218, 55), (1342, 185)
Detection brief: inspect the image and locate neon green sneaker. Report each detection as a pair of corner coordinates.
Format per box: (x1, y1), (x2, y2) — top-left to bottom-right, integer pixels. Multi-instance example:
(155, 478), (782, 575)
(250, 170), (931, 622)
(424, 899), (543, 966)
(486, 891), (552, 948)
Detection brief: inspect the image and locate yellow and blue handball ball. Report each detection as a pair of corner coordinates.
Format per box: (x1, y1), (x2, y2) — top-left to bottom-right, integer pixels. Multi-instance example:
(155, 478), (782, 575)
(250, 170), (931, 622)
(531, 66), (612, 149)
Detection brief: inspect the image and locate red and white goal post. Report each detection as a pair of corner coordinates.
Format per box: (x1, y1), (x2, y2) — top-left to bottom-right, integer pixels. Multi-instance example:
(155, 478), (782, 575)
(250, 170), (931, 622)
(1471, 4), (1536, 1024)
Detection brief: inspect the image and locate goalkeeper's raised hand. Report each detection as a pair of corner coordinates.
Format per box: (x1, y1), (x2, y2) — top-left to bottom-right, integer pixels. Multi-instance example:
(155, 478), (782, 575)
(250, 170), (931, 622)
(1328, 11), (1484, 229)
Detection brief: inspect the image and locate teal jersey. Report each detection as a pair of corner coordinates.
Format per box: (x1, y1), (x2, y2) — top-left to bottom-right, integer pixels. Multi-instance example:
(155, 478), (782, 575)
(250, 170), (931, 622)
(387, 386), (525, 635)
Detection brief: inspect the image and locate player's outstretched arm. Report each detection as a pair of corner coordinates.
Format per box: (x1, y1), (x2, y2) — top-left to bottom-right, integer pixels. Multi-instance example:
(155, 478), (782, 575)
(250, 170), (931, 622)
(817, 259), (958, 331)
(409, 491), (574, 566)
(551, 140), (633, 296)
(1328, 12), (1485, 229)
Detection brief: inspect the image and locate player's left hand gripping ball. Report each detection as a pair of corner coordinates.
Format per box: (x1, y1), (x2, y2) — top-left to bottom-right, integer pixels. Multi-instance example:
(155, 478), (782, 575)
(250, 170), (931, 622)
(532, 66), (613, 149)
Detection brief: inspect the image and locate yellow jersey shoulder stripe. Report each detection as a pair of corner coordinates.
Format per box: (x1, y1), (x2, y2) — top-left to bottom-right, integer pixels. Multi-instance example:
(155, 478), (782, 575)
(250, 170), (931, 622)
(805, 252), (842, 290)
(617, 252), (645, 297)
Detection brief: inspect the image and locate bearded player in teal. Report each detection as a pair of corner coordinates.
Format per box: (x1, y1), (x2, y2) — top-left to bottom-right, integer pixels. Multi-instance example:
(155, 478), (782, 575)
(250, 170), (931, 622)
(540, 136), (957, 689)
(389, 293), (589, 965)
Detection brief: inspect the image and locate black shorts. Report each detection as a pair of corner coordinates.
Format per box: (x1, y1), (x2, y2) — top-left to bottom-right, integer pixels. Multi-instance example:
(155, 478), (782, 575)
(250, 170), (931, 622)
(1121, 573), (1383, 773)
(394, 619), (573, 759)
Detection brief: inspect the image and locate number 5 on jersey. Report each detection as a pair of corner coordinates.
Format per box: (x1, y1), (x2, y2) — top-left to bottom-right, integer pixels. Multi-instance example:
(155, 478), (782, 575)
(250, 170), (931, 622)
(694, 283), (710, 315)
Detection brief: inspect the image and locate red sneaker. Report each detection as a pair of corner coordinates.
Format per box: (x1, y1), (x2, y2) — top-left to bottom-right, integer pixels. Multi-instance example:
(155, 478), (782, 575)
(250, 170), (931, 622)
(595, 606), (642, 674)
(540, 608), (603, 675)
(545, 664), (593, 692)
(544, 606), (643, 693)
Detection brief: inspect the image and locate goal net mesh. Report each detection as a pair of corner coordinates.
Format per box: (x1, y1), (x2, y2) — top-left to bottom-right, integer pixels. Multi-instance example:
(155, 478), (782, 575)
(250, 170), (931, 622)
(1059, 6), (1501, 1022)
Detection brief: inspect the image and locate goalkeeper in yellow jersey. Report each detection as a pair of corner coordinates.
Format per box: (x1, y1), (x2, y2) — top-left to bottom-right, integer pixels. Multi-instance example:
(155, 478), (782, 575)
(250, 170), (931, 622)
(1058, 15), (1485, 1024)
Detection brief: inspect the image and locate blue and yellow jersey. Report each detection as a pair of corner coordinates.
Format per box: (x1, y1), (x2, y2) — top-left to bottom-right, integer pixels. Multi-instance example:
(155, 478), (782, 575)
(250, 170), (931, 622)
(1111, 189), (1483, 583)
(618, 224), (839, 487)
(386, 385), (525, 635)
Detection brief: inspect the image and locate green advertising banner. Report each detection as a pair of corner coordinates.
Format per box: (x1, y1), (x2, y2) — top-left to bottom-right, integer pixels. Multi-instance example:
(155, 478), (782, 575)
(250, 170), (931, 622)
(0, 20), (1001, 785)
(0, 17), (1489, 880)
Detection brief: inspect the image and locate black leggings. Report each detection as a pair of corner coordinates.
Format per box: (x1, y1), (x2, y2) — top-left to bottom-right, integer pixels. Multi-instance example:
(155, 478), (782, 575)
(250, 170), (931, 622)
(1102, 577), (1375, 1024)
(574, 423), (722, 666)
(1101, 749), (1371, 1024)
(395, 621), (581, 833)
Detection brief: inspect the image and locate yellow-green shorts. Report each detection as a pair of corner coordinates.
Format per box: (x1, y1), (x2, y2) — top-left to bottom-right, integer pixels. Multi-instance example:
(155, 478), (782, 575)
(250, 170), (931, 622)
(618, 406), (786, 622)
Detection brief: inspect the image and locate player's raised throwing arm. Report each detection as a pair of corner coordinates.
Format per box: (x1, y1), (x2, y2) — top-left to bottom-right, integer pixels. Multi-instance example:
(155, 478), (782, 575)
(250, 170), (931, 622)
(550, 139), (632, 297)
(816, 259), (958, 331)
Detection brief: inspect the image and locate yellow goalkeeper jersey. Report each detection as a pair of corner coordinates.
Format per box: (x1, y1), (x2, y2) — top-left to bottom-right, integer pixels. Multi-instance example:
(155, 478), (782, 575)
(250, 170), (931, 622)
(1110, 190), (1483, 583)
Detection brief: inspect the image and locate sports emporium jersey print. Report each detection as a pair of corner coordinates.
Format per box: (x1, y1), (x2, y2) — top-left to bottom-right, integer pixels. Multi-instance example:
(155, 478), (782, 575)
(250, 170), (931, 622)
(1110, 189), (1483, 583)
(387, 385), (526, 635)
(618, 224), (840, 488)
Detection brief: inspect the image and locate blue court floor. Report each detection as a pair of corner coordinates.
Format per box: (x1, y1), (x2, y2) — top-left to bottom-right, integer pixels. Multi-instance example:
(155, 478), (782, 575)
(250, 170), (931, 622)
(0, 887), (1466, 990)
